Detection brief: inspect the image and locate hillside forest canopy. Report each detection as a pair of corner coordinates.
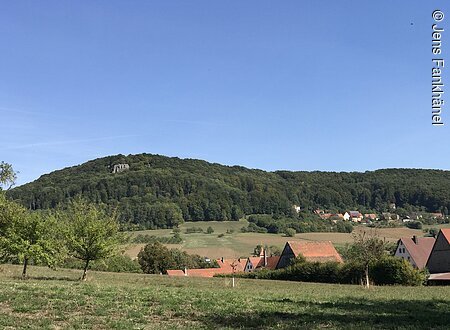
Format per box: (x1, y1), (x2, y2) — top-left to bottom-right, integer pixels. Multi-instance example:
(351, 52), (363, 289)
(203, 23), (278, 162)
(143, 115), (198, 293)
(7, 153), (450, 230)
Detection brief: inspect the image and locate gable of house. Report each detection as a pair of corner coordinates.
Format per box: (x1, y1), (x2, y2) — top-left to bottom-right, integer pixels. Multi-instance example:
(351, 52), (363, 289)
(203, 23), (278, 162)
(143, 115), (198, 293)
(276, 241), (343, 269)
(426, 229), (450, 274)
(395, 236), (435, 269)
(276, 243), (297, 269)
(245, 257), (263, 272)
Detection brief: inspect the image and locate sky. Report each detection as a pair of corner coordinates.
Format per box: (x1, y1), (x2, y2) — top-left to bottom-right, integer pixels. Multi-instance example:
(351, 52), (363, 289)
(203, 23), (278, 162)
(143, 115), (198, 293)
(1, 1), (449, 185)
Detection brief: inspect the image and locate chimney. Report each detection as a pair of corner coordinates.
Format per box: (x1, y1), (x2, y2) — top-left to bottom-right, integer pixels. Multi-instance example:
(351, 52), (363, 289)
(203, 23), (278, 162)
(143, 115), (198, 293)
(412, 235), (418, 244)
(184, 267), (187, 276)
(263, 248), (267, 267)
(221, 257), (224, 263)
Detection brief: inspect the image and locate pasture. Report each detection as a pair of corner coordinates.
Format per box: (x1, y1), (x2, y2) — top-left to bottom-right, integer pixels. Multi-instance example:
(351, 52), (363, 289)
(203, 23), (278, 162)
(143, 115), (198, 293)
(123, 220), (444, 259)
(0, 264), (449, 329)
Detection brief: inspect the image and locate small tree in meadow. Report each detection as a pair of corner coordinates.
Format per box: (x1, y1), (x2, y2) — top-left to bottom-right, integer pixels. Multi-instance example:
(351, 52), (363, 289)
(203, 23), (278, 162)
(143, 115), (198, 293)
(63, 199), (122, 280)
(284, 228), (296, 237)
(206, 226), (214, 234)
(347, 230), (386, 288)
(5, 211), (61, 278)
(0, 193), (27, 261)
(138, 242), (174, 274)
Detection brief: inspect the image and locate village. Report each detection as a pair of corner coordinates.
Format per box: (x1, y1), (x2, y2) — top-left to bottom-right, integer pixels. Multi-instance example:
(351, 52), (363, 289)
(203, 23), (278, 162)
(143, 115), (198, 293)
(166, 227), (450, 285)
(310, 203), (447, 227)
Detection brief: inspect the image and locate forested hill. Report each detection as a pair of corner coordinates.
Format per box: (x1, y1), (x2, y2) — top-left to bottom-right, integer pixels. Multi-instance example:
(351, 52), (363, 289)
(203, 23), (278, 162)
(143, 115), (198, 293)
(7, 153), (450, 229)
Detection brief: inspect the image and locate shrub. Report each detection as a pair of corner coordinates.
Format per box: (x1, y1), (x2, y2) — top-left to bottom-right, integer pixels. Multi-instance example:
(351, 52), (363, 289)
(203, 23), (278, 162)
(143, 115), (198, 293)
(185, 227), (204, 234)
(206, 226), (214, 234)
(284, 228), (296, 237)
(405, 221), (423, 229)
(132, 233), (182, 244)
(137, 242), (217, 274)
(371, 257), (425, 286)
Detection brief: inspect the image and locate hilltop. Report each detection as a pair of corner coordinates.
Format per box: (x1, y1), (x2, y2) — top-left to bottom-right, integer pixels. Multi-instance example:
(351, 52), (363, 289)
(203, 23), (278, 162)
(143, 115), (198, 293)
(8, 153), (450, 229)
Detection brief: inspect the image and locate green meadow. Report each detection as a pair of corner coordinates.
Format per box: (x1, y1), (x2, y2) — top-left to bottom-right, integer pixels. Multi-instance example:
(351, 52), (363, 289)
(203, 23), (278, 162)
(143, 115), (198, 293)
(0, 264), (449, 329)
(124, 220), (447, 259)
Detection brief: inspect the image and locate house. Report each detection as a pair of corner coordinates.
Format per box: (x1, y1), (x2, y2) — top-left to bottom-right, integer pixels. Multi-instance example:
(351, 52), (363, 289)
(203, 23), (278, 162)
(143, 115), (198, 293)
(348, 211), (363, 222)
(343, 212), (351, 221)
(276, 241), (343, 269)
(430, 212), (444, 219)
(328, 214), (345, 223)
(293, 205), (301, 213)
(382, 212), (399, 221)
(408, 213), (422, 221)
(166, 269), (185, 276)
(244, 247), (280, 272)
(364, 213), (378, 221)
(426, 229), (450, 274)
(394, 236), (435, 269)
(167, 257), (246, 278)
(319, 213), (332, 220)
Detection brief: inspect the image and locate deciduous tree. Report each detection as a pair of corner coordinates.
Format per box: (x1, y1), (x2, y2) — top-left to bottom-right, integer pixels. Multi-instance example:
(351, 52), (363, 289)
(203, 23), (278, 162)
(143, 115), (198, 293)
(0, 161), (16, 190)
(63, 199), (122, 280)
(347, 230), (386, 288)
(4, 211), (61, 278)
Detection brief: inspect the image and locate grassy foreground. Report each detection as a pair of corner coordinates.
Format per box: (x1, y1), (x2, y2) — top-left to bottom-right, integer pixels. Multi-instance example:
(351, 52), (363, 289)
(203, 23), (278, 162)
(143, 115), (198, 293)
(0, 265), (449, 329)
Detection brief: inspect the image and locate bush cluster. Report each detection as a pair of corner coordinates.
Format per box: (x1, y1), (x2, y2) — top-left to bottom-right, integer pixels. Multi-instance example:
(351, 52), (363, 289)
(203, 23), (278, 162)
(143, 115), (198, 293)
(221, 256), (426, 286)
(185, 227), (205, 234)
(132, 233), (182, 244)
(138, 242), (218, 274)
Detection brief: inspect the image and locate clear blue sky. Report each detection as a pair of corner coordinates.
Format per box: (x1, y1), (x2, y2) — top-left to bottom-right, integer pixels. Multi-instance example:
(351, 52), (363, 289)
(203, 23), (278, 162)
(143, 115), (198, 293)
(1, 1), (449, 185)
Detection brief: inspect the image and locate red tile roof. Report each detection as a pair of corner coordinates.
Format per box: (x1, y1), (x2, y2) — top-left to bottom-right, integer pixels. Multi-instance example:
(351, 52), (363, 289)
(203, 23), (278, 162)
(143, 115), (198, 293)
(166, 270), (185, 276)
(286, 241), (343, 263)
(185, 268), (228, 277)
(217, 258), (246, 272)
(400, 236), (435, 269)
(247, 257), (263, 269)
(167, 258), (245, 277)
(441, 228), (450, 243)
(265, 256), (280, 270)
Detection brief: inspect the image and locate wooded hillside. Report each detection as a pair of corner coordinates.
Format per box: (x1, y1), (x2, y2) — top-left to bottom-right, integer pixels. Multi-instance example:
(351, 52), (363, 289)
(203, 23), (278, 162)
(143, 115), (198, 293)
(8, 153), (450, 229)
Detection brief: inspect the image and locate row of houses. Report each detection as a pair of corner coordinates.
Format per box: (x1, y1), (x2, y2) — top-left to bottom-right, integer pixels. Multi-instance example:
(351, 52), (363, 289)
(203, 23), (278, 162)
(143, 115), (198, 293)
(315, 209), (446, 224)
(394, 228), (450, 284)
(314, 209), (376, 223)
(167, 241), (343, 278)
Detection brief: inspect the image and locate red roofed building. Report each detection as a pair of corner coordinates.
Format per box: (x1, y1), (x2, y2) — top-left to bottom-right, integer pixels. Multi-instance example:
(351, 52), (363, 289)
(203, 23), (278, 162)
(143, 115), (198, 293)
(319, 213), (332, 220)
(244, 248), (280, 272)
(364, 213), (379, 221)
(394, 236), (435, 269)
(426, 229), (450, 274)
(166, 269), (185, 277)
(276, 241), (343, 269)
(166, 257), (245, 278)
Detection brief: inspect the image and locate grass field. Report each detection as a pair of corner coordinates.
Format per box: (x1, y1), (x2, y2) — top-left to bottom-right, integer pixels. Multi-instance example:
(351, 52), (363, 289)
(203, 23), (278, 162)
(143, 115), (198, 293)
(124, 220), (449, 259)
(0, 264), (449, 329)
